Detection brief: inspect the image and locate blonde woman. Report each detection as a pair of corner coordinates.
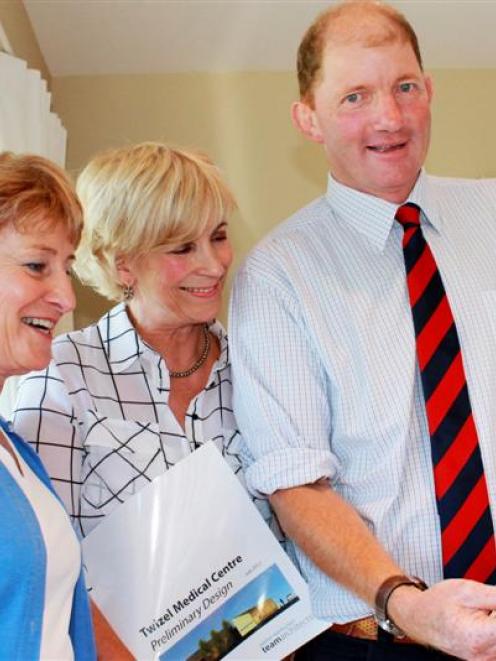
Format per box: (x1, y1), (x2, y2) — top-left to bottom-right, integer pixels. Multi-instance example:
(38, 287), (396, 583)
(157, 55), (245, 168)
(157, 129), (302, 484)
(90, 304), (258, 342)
(12, 142), (249, 657)
(13, 141), (241, 534)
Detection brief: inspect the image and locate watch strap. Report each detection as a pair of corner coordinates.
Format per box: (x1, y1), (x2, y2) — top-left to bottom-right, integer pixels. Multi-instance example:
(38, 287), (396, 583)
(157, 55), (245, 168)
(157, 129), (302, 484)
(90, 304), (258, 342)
(374, 574), (428, 637)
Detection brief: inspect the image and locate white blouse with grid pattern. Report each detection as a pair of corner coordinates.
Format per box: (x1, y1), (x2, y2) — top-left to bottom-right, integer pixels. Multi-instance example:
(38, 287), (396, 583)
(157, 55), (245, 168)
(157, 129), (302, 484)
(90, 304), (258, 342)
(12, 303), (249, 537)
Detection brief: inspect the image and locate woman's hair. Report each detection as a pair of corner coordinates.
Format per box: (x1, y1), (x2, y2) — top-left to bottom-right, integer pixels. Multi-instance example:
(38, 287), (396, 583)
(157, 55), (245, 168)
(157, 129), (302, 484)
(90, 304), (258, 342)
(75, 142), (236, 301)
(0, 152), (83, 244)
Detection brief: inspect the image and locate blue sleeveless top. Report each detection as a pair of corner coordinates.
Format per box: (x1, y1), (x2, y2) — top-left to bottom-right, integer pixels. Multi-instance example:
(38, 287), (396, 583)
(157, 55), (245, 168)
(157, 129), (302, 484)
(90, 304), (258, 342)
(0, 417), (96, 660)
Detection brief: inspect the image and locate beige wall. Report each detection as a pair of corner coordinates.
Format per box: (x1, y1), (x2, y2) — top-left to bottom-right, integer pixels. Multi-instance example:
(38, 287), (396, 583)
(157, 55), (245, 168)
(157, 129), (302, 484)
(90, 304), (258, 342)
(428, 70), (496, 178)
(52, 68), (496, 327)
(0, 0), (50, 84)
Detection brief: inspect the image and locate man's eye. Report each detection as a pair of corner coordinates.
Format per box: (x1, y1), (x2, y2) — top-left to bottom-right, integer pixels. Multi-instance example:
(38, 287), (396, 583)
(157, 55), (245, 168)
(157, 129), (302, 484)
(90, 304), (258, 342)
(399, 82), (415, 93)
(344, 92), (362, 104)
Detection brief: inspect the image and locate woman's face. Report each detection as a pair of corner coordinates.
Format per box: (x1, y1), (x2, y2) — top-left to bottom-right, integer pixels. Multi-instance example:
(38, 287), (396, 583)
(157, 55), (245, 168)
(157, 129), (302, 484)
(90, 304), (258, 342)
(0, 221), (76, 385)
(126, 219), (233, 329)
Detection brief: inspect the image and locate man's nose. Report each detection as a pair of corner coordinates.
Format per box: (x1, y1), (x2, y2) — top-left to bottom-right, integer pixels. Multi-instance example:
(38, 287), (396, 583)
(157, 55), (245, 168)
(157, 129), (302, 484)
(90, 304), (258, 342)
(373, 93), (403, 131)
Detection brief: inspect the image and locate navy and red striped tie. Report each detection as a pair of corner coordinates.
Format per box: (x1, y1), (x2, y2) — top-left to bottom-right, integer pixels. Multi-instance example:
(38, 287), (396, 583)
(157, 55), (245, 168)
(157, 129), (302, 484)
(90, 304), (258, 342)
(396, 202), (496, 583)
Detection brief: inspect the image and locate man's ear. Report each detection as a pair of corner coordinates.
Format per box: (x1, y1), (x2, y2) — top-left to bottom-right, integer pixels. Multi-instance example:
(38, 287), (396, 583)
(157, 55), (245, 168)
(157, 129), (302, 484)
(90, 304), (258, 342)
(424, 73), (434, 103)
(291, 100), (324, 144)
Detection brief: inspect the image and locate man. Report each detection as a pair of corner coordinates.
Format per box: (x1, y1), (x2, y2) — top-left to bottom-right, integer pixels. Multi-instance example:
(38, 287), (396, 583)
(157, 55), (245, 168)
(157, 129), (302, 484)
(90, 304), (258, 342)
(229, 2), (496, 659)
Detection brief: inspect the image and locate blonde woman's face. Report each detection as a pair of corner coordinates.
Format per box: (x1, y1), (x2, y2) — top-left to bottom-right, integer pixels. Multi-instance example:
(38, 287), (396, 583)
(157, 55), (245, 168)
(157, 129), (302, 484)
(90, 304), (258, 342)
(127, 219), (233, 329)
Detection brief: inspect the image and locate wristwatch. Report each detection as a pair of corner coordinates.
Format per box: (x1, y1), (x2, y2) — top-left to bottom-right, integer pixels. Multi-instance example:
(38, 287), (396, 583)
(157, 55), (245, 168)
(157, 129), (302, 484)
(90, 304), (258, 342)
(374, 574), (428, 637)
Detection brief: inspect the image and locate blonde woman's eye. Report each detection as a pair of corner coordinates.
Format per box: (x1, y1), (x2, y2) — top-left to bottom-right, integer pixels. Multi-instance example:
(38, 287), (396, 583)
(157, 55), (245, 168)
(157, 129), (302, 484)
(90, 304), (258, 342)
(170, 243), (193, 255)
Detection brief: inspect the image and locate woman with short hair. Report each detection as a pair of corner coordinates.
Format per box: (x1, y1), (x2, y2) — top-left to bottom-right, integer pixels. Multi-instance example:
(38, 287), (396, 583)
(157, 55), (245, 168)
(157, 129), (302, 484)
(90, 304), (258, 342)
(0, 152), (95, 659)
(12, 142), (251, 656)
(14, 142), (240, 535)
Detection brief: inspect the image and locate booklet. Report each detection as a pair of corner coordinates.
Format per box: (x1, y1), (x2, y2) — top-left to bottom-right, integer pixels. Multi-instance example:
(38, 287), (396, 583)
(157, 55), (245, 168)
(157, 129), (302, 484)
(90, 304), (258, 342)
(82, 442), (329, 660)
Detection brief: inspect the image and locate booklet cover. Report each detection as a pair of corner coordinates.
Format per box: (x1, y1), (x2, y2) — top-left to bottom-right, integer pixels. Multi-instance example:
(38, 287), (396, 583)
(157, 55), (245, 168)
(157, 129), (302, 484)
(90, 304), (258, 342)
(82, 442), (328, 659)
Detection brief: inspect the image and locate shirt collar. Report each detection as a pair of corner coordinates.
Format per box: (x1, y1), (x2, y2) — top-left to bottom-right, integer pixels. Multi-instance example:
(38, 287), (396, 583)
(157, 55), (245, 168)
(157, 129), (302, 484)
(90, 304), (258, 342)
(324, 170), (442, 252)
(97, 303), (230, 375)
(96, 303), (143, 374)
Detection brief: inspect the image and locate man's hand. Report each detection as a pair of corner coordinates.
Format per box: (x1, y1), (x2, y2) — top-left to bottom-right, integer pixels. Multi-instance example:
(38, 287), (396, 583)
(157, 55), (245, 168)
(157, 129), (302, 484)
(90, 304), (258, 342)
(271, 484), (496, 660)
(387, 579), (496, 660)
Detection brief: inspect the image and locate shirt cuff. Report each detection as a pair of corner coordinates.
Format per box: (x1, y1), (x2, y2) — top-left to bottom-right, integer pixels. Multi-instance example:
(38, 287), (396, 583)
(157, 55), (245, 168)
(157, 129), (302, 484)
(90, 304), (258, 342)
(244, 447), (339, 497)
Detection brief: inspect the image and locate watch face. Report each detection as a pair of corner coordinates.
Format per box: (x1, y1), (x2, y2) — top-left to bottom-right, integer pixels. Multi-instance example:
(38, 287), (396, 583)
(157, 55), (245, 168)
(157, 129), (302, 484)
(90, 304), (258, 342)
(380, 619), (405, 637)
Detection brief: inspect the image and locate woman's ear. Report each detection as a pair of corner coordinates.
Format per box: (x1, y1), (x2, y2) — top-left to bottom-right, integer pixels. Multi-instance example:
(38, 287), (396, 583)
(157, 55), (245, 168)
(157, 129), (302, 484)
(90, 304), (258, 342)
(115, 254), (135, 286)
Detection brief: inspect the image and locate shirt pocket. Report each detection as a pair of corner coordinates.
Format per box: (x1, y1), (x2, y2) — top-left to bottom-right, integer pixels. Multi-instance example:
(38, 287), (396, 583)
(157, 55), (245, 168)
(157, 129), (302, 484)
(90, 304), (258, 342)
(80, 418), (163, 522)
(471, 290), (496, 420)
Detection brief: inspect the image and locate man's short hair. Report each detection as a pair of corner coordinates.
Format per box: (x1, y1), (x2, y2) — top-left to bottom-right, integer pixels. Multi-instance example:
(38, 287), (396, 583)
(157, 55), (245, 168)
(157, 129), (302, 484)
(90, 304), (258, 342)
(297, 0), (423, 105)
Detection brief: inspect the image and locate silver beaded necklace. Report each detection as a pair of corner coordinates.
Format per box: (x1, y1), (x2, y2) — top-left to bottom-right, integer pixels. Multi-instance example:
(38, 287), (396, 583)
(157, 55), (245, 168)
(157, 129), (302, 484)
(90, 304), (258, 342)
(169, 324), (211, 379)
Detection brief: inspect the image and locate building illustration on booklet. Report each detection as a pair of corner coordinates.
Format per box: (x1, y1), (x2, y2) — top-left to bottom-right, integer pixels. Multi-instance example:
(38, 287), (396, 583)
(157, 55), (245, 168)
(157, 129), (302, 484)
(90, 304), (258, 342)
(162, 565), (299, 661)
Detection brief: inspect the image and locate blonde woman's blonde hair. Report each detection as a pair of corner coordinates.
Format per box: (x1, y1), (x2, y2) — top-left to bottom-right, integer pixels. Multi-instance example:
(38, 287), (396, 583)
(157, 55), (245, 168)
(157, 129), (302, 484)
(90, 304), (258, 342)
(75, 142), (236, 301)
(0, 152), (83, 244)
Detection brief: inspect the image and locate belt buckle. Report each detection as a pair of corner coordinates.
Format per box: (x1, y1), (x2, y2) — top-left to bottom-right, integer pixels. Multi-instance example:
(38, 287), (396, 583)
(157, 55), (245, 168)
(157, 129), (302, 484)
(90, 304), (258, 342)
(331, 616), (415, 644)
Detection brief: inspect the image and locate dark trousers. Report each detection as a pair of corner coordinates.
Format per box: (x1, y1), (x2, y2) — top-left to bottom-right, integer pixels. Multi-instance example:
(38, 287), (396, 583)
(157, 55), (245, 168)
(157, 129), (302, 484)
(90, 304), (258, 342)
(294, 629), (459, 661)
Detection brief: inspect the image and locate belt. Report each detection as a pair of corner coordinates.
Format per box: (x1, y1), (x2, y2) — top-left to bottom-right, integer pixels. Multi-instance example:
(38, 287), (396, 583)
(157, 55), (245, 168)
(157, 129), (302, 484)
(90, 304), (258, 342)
(330, 616), (416, 644)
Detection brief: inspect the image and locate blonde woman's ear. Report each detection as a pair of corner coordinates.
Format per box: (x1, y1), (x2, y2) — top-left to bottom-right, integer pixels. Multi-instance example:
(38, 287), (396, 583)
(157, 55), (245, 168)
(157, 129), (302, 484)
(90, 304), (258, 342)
(115, 254), (137, 300)
(115, 254), (133, 281)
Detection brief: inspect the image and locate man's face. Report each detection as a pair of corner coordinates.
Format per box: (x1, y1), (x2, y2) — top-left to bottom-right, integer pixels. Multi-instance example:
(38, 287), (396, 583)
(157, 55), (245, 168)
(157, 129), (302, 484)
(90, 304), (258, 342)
(295, 39), (432, 203)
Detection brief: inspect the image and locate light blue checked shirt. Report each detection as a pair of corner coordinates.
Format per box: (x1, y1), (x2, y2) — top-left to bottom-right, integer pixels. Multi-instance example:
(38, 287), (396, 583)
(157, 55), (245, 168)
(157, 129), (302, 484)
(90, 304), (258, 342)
(230, 171), (496, 622)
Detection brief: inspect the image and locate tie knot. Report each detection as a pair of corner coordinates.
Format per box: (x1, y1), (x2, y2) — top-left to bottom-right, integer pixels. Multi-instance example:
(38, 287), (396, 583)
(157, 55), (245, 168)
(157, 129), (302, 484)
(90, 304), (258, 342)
(395, 203), (421, 228)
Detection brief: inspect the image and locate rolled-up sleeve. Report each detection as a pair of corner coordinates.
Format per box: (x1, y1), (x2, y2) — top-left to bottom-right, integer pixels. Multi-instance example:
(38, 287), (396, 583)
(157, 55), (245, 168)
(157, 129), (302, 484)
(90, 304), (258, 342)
(229, 258), (339, 497)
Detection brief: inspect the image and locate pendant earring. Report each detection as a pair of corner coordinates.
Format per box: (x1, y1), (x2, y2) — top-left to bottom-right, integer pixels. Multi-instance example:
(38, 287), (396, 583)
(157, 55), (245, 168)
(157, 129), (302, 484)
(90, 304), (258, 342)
(123, 283), (134, 301)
